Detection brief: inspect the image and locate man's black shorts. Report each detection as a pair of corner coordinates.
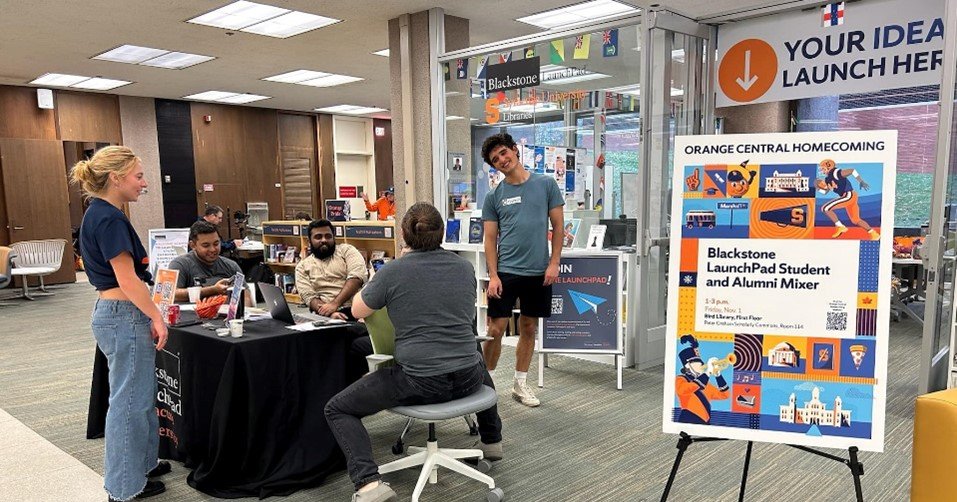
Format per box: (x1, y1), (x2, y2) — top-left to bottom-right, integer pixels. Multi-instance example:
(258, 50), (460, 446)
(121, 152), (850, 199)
(487, 272), (552, 319)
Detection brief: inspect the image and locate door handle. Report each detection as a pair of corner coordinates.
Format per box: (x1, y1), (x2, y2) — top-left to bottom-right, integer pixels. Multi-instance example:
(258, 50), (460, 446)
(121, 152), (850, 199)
(12, 226), (24, 230)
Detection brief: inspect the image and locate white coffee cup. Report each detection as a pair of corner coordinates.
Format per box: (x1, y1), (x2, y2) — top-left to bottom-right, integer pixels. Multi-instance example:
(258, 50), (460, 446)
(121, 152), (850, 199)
(228, 319), (244, 338)
(187, 286), (202, 304)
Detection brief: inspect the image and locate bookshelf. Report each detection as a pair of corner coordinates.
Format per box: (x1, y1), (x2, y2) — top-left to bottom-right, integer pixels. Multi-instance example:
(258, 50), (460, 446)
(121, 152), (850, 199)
(333, 116), (377, 217)
(332, 221), (398, 266)
(261, 220), (310, 304)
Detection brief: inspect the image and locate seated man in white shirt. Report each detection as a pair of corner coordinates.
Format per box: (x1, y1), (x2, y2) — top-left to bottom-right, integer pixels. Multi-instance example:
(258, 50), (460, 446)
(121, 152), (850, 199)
(294, 219), (368, 320)
(295, 218), (373, 376)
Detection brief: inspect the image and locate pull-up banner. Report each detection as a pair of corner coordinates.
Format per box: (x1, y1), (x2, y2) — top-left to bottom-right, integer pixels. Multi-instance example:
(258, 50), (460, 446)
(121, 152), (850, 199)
(715, 0), (944, 107)
(663, 131), (896, 452)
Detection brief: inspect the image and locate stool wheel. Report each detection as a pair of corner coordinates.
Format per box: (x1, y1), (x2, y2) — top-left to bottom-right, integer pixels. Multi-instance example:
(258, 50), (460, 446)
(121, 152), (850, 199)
(487, 487), (505, 502)
(391, 441), (405, 455)
(476, 459), (493, 473)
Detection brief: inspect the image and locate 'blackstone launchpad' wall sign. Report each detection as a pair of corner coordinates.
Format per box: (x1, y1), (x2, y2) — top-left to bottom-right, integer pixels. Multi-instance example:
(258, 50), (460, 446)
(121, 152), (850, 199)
(485, 57), (541, 93)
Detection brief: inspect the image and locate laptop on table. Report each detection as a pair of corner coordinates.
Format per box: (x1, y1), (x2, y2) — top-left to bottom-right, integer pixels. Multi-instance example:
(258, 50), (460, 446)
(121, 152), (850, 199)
(258, 282), (342, 326)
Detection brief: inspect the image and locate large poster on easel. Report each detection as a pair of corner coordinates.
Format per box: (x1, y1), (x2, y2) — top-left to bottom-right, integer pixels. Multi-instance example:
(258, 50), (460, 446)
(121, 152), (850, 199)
(662, 131), (896, 452)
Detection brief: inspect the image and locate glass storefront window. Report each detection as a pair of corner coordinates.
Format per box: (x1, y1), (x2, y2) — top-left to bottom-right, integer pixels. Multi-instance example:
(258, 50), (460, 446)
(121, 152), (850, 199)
(441, 22), (642, 223)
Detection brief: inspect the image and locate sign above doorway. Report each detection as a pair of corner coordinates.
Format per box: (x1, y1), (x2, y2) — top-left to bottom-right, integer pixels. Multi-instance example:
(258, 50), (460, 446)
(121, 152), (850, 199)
(716, 0), (945, 107)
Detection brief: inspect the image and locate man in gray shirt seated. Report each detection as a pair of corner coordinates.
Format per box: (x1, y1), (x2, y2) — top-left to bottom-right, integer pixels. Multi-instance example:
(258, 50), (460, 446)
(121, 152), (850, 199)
(168, 220), (242, 303)
(325, 203), (503, 502)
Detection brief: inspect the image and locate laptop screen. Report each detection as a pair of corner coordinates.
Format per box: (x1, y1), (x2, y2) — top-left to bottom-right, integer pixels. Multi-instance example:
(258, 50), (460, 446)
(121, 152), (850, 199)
(258, 282), (294, 324)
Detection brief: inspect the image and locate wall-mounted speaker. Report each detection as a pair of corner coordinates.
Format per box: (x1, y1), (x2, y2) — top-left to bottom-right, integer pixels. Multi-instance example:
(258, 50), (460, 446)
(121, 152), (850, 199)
(37, 88), (54, 109)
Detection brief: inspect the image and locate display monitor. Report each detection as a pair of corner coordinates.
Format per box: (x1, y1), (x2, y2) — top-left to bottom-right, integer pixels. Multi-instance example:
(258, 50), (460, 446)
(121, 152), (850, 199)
(599, 218), (637, 247)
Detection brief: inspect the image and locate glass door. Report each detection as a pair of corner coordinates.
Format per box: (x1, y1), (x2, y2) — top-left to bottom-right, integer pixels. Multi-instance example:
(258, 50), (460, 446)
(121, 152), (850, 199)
(634, 13), (712, 368)
(921, 3), (957, 392)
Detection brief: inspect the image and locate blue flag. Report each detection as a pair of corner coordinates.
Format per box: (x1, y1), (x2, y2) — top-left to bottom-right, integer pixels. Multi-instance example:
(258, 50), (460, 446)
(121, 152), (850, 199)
(601, 29), (619, 57)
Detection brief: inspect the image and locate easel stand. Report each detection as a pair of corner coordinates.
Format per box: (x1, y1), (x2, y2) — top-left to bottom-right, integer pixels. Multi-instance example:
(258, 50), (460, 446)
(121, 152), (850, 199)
(660, 432), (865, 502)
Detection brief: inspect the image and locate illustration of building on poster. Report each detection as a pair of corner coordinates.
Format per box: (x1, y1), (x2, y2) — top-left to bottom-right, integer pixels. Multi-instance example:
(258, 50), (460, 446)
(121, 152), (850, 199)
(662, 131), (896, 452)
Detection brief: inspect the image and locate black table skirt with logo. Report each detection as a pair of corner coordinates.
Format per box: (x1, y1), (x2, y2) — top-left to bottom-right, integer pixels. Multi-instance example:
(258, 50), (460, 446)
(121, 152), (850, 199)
(87, 316), (367, 498)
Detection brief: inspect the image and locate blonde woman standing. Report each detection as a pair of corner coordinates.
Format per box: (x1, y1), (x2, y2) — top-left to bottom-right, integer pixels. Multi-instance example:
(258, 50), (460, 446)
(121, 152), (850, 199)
(72, 146), (170, 501)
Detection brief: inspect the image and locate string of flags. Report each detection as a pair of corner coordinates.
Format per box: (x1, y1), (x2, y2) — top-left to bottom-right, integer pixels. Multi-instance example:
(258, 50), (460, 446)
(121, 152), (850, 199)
(452, 28), (621, 81)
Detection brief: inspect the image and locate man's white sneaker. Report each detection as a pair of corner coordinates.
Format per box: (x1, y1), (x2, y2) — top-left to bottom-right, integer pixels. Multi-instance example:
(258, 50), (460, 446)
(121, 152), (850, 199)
(511, 380), (540, 407)
(352, 482), (397, 502)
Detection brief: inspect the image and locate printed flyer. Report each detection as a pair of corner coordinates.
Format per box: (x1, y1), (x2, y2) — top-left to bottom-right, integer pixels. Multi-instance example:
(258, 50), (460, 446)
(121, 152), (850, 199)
(662, 131), (896, 452)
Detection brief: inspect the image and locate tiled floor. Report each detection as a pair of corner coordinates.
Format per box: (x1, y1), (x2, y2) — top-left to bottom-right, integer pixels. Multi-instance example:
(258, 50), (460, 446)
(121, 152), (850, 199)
(0, 408), (104, 501)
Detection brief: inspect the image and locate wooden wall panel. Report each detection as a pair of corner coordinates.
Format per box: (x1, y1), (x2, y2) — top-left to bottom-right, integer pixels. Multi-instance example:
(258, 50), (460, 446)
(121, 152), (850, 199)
(191, 104), (281, 236)
(278, 113), (317, 219)
(0, 86), (57, 140)
(373, 118), (393, 193)
(317, 114), (337, 217)
(56, 91), (123, 143)
(0, 138), (75, 284)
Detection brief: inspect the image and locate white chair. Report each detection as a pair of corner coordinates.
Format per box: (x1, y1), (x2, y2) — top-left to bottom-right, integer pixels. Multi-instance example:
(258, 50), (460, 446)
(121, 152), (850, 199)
(379, 387), (504, 502)
(11, 239), (66, 300)
(365, 310), (504, 502)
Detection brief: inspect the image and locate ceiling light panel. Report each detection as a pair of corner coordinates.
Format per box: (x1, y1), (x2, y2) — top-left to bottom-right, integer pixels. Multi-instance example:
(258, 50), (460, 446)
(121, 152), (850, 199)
(241, 11), (339, 38)
(217, 93), (271, 104)
(263, 69), (330, 83)
(140, 52), (216, 69)
(70, 78), (132, 90)
(93, 45), (168, 64)
(187, 1), (288, 30)
(189, 1), (340, 38)
(183, 90), (240, 101)
(263, 70), (361, 87)
(516, 0), (639, 29)
(373, 48), (390, 57)
(314, 105), (387, 115)
(298, 74), (362, 87)
(30, 73), (90, 86)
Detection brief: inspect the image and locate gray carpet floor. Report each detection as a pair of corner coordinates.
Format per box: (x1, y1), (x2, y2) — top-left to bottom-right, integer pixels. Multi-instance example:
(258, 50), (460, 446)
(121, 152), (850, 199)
(0, 283), (920, 501)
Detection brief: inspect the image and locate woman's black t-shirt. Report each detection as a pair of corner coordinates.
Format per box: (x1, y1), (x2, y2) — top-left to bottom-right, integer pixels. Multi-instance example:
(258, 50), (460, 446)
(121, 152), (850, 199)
(79, 198), (151, 291)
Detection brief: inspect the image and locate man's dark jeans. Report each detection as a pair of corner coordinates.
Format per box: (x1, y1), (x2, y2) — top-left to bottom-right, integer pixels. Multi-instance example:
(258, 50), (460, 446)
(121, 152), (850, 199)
(324, 361), (502, 490)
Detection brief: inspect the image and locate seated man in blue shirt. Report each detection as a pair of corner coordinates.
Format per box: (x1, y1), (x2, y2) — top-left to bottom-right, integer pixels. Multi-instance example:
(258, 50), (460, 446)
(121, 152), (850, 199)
(325, 203), (503, 502)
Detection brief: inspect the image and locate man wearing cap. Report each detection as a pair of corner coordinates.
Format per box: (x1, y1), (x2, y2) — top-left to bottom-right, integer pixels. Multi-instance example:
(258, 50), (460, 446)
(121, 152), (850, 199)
(362, 188), (396, 221)
(675, 334), (730, 424)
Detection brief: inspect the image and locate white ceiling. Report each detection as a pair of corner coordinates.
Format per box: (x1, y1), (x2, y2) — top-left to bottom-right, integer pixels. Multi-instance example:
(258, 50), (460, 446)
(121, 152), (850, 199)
(0, 0), (795, 114)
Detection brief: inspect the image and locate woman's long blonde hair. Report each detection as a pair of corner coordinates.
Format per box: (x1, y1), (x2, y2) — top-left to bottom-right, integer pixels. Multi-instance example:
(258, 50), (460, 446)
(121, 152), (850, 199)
(69, 146), (140, 198)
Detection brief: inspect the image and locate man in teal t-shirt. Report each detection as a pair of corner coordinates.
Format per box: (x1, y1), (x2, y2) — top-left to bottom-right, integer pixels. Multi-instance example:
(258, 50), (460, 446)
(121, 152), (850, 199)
(481, 133), (564, 407)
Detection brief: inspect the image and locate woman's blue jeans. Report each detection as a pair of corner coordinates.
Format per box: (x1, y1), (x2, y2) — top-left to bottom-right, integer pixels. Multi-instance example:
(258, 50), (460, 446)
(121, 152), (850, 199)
(91, 299), (159, 501)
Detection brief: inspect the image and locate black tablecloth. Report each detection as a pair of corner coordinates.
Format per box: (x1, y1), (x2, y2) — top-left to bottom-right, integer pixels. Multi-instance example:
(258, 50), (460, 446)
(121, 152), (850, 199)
(87, 315), (367, 498)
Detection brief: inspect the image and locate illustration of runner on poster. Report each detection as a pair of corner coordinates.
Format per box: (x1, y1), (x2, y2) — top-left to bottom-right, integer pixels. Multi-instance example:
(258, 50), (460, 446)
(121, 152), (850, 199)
(662, 131), (896, 452)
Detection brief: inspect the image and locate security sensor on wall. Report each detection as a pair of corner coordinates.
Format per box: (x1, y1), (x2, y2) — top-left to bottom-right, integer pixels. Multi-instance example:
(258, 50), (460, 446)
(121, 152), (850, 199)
(37, 89), (54, 109)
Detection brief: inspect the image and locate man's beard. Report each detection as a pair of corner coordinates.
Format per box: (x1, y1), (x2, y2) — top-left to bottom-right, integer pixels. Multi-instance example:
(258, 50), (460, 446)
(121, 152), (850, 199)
(312, 242), (336, 259)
